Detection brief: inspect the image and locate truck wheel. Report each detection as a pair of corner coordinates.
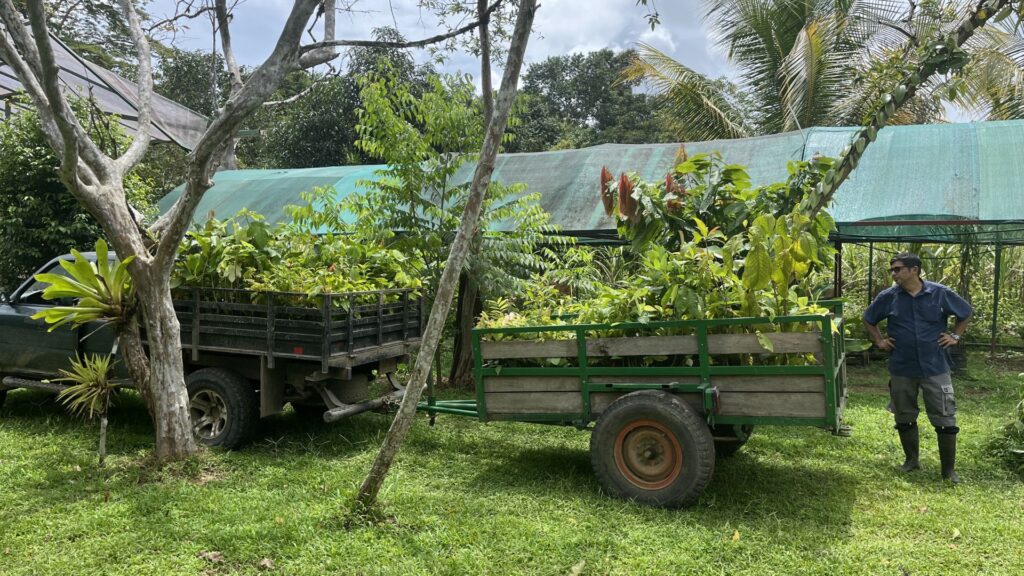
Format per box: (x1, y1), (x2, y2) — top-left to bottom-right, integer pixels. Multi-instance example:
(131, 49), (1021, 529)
(186, 368), (258, 449)
(711, 424), (755, 458)
(590, 390), (715, 508)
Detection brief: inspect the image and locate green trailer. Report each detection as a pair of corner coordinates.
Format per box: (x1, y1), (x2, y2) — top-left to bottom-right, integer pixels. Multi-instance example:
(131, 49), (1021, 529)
(424, 303), (849, 508)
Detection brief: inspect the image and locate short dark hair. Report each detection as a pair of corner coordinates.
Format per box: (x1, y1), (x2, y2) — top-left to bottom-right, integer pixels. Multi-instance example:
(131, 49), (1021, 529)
(891, 252), (922, 273)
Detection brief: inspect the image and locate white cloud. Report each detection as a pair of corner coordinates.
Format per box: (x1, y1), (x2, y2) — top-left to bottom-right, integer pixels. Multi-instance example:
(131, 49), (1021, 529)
(145, 0), (730, 79)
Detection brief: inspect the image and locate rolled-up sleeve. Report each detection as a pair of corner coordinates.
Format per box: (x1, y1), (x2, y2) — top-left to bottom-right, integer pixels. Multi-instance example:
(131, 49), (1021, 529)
(864, 290), (893, 326)
(942, 288), (973, 322)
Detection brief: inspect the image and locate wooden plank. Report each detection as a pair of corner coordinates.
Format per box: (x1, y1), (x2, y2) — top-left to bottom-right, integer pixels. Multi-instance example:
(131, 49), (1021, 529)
(485, 391), (582, 414)
(481, 339), (577, 359)
(718, 392), (825, 417)
(712, 375), (824, 393)
(707, 332), (822, 354)
(586, 335), (698, 357)
(484, 376), (580, 393)
(589, 392), (702, 416)
(589, 375), (700, 386)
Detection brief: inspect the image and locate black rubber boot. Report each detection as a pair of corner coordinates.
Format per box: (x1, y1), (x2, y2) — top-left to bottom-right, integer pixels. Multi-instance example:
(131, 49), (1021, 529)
(936, 428), (960, 484)
(896, 423), (920, 472)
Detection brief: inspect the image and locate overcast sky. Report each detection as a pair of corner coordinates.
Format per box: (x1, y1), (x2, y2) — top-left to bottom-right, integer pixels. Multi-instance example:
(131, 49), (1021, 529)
(147, 0), (733, 82)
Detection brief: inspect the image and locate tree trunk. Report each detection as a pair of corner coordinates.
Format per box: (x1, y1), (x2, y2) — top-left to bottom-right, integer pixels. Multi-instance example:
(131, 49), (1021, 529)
(449, 272), (481, 389)
(354, 0), (538, 510)
(130, 275), (198, 461)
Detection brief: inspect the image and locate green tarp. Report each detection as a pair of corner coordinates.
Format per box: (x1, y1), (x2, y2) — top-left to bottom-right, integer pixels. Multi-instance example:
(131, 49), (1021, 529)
(157, 120), (1024, 244)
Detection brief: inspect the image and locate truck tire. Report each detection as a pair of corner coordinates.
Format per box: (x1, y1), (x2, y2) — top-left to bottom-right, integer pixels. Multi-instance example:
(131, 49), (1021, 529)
(186, 368), (258, 449)
(711, 424), (755, 458)
(590, 390), (715, 508)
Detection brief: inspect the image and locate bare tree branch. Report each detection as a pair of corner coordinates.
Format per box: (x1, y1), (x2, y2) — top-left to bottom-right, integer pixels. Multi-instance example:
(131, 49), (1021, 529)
(146, 0), (217, 35)
(877, 19), (917, 42)
(263, 62), (341, 107)
(298, 0), (503, 66)
(478, 0), (493, 124)
(24, 2), (110, 191)
(113, 0), (154, 175)
(153, 0), (322, 268)
(215, 0), (244, 94)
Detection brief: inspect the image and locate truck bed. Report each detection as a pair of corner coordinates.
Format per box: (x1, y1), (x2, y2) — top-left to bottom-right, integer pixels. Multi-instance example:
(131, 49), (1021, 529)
(174, 287), (422, 373)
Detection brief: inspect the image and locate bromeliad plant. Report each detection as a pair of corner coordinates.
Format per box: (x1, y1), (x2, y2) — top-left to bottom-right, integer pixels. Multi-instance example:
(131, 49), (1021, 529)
(53, 353), (122, 467)
(31, 239), (135, 332)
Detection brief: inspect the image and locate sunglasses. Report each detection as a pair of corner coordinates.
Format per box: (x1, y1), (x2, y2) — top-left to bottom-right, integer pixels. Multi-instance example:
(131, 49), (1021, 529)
(890, 266), (908, 273)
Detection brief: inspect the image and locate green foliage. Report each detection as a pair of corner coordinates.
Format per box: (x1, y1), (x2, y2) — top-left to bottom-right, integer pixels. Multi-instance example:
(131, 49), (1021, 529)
(505, 49), (675, 152)
(30, 239), (135, 332)
(348, 70), (568, 301)
(173, 198), (423, 299)
(0, 99), (153, 293)
(54, 353), (120, 421)
(153, 48), (230, 118)
(477, 153), (837, 339)
(987, 378), (1024, 478)
(235, 28), (435, 169)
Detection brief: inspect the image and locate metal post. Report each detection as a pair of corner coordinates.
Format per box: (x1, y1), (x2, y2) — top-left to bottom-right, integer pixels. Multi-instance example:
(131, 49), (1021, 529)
(833, 241), (843, 298)
(991, 243), (1003, 355)
(867, 242), (874, 306)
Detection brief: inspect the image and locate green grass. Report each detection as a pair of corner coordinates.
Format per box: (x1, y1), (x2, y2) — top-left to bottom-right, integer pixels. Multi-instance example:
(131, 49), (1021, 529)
(1, 357), (1022, 575)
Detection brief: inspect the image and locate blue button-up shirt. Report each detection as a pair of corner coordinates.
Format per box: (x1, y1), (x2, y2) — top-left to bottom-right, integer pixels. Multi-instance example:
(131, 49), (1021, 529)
(863, 281), (973, 377)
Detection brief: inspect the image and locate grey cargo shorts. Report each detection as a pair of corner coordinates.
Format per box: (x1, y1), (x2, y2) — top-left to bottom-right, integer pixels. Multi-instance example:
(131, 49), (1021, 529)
(888, 373), (957, 428)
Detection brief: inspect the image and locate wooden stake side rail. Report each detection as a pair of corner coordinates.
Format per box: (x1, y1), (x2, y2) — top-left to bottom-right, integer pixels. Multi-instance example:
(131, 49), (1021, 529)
(173, 287), (422, 370)
(465, 310), (847, 430)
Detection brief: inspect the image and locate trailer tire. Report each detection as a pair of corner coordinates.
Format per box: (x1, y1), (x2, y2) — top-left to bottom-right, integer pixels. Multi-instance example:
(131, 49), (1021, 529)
(590, 390), (714, 508)
(186, 368), (258, 449)
(711, 424), (755, 458)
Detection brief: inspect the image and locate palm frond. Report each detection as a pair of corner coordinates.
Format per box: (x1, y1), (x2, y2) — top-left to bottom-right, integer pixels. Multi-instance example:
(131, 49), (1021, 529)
(623, 43), (754, 141)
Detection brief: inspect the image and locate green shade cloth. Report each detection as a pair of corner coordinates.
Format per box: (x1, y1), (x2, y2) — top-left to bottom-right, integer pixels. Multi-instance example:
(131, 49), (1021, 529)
(157, 120), (1024, 244)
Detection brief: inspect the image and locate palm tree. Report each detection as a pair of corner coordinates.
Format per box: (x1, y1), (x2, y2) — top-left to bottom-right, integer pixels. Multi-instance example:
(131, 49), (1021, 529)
(626, 0), (1023, 140)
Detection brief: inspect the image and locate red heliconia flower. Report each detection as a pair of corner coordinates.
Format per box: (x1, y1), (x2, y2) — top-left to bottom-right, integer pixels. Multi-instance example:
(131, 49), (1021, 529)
(665, 173), (678, 195)
(618, 173), (637, 222)
(673, 143), (689, 167)
(600, 166), (615, 216)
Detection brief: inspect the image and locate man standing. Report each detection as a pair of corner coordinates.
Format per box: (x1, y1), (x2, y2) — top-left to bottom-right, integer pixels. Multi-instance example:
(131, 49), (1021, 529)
(863, 252), (972, 483)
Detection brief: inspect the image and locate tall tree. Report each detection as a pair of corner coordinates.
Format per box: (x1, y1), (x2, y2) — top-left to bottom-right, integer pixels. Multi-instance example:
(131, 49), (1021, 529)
(0, 0), (499, 462)
(355, 0), (539, 509)
(506, 49), (675, 152)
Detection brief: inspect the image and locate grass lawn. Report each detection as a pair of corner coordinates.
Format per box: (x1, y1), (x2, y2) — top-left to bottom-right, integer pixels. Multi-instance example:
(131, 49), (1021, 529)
(1, 356), (1022, 575)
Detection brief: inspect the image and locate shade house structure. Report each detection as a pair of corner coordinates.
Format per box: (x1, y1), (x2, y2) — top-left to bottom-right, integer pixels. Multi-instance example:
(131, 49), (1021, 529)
(1, 32), (207, 150)
(158, 119), (1024, 347)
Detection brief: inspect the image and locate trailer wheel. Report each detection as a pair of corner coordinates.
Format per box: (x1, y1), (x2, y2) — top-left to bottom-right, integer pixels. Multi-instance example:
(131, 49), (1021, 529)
(590, 390), (714, 508)
(186, 368), (258, 449)
(711, 424), (755, 458)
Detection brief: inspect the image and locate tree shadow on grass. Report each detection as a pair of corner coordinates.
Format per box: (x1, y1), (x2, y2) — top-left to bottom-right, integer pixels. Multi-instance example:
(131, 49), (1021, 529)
(467, 443), (858, 536)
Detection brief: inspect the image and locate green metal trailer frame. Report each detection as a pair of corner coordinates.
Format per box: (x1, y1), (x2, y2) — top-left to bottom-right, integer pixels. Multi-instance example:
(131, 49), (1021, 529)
(423, 301), (848, 433)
